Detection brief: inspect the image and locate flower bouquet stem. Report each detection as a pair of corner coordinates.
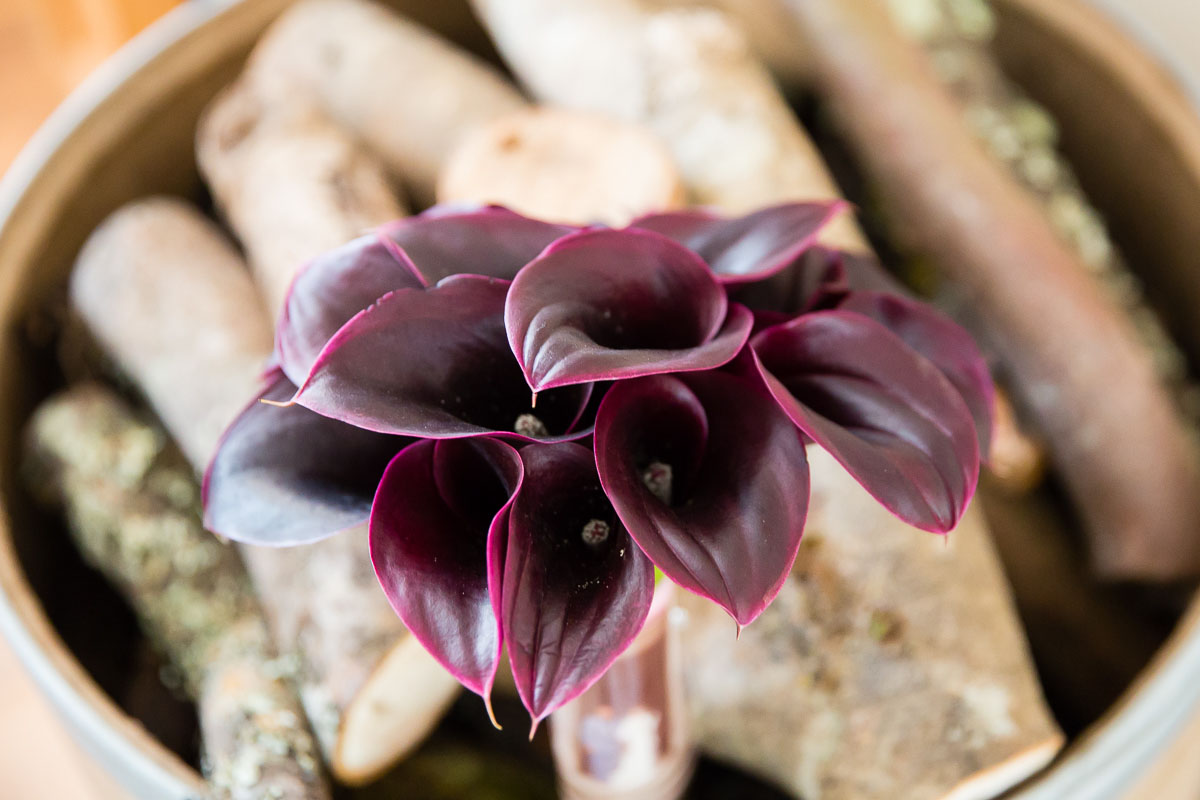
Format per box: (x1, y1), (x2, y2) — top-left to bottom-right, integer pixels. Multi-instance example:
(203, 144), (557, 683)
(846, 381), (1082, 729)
(551, 581), (693, 800)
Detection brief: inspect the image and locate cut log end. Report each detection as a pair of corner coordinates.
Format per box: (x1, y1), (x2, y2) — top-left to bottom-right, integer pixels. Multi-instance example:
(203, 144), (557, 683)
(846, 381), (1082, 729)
(438, 107), (686, 225)
(941, 735), (1064, 800)
(333, 634), (463, 785)
(987, 387), (1047, 493)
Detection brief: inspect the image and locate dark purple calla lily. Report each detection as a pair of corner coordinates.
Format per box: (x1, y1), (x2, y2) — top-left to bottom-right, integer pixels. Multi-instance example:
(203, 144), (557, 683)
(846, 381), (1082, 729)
(501, 442), (655, 725)
(752, 311), (980, 532)
(836, 291), (994, 453)
(274, 234), (425, 386)
(630, 201), (847, 284)
(729, 247), (993, 452)
(731, 246), (919, 318)
(204, 200), (994, 728)
(370, 437), (523, 714)
(595, 366), (809, 626)
(293, 275), (591, 440)
(506, 228), (753, 393)
(203, 371), (406, 545)
(379, 205), (576, 285)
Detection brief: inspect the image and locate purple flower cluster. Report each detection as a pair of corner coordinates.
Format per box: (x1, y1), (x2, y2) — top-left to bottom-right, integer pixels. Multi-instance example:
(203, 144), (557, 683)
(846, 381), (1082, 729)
(203, 203), (992, 725)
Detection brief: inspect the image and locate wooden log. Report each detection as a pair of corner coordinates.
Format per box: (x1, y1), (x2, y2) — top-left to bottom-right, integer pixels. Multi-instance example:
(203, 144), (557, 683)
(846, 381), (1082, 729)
(883, 0), (1189, 495)
(471, 0), (862, 251)
(25, 385), (328, 800)
(241, 0), (527, 205)
(780, 0), (1200, 579)
(197, 78), (405, 316)
(437, 107), (686, 226)
(471, 2), (1063, 796)
(640, 0), (815, 86)
(200, 70), (477, 778)
(69, 197), (461, 785)
(683, 450), (1063, 800)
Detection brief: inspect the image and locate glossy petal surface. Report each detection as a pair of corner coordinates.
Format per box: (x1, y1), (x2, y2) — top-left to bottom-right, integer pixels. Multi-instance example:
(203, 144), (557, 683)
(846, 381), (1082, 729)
(752, 311), (980, 532)
(380, 205), (575, 284)
(502, 442), (654, 722)
(630, 201), (846, 284)
(732, 246), (850, 316)
(274, 233), (424, 385)
(506, 229), (751, 392)
(837, 291), (994, 452)
(595, 369), (809, 625)
(370, 438), (522, 699)
(294, 275), (590, 439)
(203, 372), (405, 545)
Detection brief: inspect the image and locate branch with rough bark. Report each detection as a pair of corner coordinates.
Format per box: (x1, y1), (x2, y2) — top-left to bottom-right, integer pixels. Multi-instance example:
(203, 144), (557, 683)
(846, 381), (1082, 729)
(69, 198), (460, 785)
(779, 0), (1200, 579)
(469, 2), (1062, 796)
(25, 386), (328, 800)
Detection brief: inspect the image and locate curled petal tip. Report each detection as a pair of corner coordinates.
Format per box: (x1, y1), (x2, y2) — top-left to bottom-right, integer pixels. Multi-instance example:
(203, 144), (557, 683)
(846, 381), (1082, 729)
(484, 693), (502, 731)
(506, 228), (742, 390)
(528, 718), (541, 741)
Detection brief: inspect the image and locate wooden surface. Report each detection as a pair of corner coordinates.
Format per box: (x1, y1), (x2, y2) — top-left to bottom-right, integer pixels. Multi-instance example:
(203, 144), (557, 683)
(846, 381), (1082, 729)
(2, 1), (1200, 799)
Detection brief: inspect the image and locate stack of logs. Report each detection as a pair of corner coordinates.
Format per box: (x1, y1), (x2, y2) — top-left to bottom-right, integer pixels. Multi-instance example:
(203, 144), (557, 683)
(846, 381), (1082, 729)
(23, 0), (1200, 797)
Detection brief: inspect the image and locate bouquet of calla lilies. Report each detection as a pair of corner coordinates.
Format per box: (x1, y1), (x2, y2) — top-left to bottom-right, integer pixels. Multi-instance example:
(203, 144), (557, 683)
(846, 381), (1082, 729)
(202, 202), (993, 728)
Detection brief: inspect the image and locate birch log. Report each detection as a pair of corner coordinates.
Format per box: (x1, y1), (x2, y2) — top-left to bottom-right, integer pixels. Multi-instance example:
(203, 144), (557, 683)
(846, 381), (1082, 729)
(471, 2), (1063, 796)
(472, 0), (861, 255)
(438, 107), (685, 226)
(196, 78), (405, 316)
(69, 198), (460, 785)
(25, 386), (328, 800)
(241, 0), (527, 205)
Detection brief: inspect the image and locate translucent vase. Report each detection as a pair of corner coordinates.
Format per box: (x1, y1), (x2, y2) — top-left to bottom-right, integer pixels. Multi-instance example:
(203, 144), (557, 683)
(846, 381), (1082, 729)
(550, 581), (694, 800)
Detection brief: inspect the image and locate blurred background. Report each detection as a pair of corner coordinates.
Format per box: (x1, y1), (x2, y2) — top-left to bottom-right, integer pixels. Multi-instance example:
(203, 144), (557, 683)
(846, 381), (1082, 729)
(0, 0), (1198, 798)
(1, 4), (178, 796)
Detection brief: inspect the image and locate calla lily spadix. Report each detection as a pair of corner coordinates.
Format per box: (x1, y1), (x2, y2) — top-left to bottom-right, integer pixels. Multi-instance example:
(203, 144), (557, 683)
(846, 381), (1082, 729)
(203, 201), (993, 724)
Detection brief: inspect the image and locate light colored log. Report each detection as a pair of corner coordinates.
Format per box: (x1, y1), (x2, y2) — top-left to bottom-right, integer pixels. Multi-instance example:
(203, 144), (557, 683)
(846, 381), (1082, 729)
(241, 0), (527, 205)
(69, 197), (460, 785)
(438, 107), (685, 226)
(471, 0), (863, 251)
(25, 385), (328, 800)
(682, 450), (1063, 800)
(197, 78), (405, 317)
(641, 0), (815, 85)
(471, 2), (1062, 795)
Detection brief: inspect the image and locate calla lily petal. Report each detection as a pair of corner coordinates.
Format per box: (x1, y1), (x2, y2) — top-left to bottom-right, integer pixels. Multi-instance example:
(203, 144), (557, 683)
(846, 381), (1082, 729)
(837, 291), (995, 453)
(203, 371), (405, 545)
(506, 228), (752, 392)
(731, 246), (850, 316)
(370, 437), (523, 701)
(294, 275), (591, 440)
(502, 442), (654, 723)
(630, 201), (847, 284)
(380, 205), (576, 285)
(752, 311), (980, 532)
(274, 233), (425, 385)
(595, 368), (809, 626)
